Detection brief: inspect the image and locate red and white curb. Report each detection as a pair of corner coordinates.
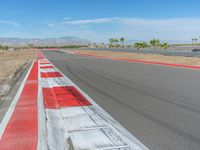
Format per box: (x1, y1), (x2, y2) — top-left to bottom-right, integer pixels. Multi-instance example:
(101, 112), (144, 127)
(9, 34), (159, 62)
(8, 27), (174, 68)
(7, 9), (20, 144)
(0, 51), (148, 150)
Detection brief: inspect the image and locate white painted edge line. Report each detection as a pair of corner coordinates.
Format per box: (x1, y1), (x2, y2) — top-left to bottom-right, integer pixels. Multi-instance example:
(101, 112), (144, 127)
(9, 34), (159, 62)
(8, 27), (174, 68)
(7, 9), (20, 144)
(40, 64), (53, 67)
(41, 51), (149, 150)
(40, 68), (58, 73)
(59, 50), (77, 55)
(37, 59), (48, 150)
(0, 53), (37, 139)
(58, 50), (76, 54)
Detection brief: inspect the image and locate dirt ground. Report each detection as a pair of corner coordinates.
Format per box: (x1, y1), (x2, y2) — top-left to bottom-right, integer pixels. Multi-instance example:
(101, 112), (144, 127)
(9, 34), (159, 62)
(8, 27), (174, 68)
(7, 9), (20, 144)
(0, 50), (35, 98)
(76, 50), (200, 66)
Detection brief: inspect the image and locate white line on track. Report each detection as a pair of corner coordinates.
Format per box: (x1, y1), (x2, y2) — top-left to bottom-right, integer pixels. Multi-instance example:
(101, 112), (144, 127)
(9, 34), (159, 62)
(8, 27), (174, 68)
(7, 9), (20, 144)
(37, 58), (48, 150)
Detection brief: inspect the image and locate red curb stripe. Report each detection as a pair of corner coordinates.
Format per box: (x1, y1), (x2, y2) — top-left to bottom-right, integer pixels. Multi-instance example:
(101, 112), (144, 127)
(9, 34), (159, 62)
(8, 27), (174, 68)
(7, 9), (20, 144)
(40, 65), (54, 69)
(37, 51), (44, 59)
(42, 86), (92, 109)
(41, 72), (63, 78)
(74, 52), (200, 70)
(0, 61), (38, 150)
(120, 59), (200, 69)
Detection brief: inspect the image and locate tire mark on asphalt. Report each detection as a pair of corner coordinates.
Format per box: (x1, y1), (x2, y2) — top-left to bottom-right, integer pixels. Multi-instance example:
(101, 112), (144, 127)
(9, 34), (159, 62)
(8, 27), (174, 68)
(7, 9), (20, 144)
(78, 59), (200, 115)
(62, 58), (200, 146)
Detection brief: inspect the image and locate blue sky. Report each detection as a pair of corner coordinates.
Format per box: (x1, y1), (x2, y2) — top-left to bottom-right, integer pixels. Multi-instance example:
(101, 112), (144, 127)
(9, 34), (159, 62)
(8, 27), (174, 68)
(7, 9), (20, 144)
(1, 0), (200, 43)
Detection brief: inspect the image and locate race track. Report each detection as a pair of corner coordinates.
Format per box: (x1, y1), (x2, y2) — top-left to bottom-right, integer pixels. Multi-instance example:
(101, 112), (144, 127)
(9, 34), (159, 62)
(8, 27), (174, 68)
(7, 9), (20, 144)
(42, 50), (200, 150)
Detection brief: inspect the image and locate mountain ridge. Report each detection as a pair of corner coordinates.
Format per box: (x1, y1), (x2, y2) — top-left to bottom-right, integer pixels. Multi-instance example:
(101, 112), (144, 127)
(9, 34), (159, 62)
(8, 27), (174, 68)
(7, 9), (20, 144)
(0, 36), (91, 46)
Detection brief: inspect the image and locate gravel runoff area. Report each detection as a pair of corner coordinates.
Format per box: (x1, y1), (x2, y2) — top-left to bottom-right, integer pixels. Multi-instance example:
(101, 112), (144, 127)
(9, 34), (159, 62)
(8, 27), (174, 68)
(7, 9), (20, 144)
(74, 50), (200, 66)
(0, 50), (35, 100)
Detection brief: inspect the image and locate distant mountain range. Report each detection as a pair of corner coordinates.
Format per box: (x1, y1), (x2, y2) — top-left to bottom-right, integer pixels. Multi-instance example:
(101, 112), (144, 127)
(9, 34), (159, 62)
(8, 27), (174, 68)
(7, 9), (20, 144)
(0, 36), (91, 46)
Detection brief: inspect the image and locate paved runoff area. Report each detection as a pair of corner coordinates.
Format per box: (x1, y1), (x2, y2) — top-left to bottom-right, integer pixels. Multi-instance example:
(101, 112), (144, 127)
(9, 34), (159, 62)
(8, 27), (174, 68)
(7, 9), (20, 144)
(0, 51), (148, 150)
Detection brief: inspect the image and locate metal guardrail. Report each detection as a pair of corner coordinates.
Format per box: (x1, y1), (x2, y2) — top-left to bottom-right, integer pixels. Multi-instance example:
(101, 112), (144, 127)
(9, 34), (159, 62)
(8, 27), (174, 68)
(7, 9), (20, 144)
(81, 48), (200, 57)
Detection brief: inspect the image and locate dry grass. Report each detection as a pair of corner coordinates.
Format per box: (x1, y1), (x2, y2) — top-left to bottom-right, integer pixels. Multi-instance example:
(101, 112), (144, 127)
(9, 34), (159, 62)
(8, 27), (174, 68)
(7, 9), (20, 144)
(0, 50), (35, 82)
(76, 50), (200, 66)
(0, 50), (35, 99)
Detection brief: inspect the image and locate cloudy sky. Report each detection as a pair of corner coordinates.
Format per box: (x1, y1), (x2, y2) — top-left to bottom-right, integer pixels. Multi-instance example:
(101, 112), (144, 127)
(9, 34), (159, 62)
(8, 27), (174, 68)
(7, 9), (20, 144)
(1, 0), (200, 43)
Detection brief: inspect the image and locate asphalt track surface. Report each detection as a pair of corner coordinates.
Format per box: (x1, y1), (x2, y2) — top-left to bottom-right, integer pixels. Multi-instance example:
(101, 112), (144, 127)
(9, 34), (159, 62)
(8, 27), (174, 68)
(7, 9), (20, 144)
(42, 50), (200, 150)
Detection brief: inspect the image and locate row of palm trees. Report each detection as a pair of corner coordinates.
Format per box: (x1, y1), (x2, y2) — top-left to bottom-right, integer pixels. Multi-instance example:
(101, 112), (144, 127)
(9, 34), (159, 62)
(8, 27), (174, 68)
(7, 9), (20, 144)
(109, 37), (125, 48)
(134, 39), (169, 50)
(108, 38), (169, 50)
(0, 45), (9, 50)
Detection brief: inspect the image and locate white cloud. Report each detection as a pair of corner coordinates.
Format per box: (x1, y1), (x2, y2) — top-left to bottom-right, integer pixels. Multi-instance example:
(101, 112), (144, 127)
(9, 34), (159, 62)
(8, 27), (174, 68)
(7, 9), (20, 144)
(118, 18), (200, 31)
(79, 25), (89, 28)
(45, 17), (200, 43)
(64, 17), (70, 20)
(116, 18), (200, 42)
(47, 23), (54, 27)
(0, 19), (19, 26)
(61, 17), (119, 25)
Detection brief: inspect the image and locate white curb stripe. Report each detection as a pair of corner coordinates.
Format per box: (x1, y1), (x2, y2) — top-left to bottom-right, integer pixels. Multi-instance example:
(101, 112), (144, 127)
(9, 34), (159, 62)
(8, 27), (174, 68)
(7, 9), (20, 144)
(40, 64), (53, 67)
(46, 109), (68, 150)
(41, 77), (70, 88)
(40, 68), (58, 73)
(37, 60), (48, 150)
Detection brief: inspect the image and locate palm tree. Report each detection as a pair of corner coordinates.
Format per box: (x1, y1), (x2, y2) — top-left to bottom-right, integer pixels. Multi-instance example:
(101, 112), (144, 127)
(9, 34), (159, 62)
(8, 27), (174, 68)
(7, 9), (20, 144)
(141, 42), (148, 48)
(192, 38), (195, 44)
(120, 37), (125, 48)
(192, 38), (198, 44)
(161, 43), (169, 50)
(195, 38), (198, 44)
(134, 42), (141, 50)
(150, 39), (161, 48)
(134, 42), (148, 50)
(114, 39), (119, 47)
(109, 38), (115, 48)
